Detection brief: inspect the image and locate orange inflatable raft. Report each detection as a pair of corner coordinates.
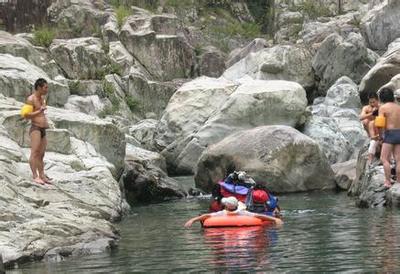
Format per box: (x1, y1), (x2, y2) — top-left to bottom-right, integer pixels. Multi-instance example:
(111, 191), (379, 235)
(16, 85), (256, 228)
(203, 215), (272, 228)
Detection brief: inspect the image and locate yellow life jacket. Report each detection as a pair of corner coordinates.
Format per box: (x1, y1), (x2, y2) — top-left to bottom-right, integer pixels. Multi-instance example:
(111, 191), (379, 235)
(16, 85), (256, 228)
(20, 104), (33, 118)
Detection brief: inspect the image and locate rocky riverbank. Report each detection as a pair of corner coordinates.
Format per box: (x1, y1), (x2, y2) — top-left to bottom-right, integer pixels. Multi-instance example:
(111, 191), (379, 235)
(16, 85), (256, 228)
(0, 0), (399, 267)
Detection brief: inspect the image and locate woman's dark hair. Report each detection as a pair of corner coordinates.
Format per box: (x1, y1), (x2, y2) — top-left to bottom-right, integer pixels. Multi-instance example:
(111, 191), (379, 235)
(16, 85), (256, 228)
(379, 87), (394, 103)
(34, 78), (48, 90)
(368, 92), (378, 100)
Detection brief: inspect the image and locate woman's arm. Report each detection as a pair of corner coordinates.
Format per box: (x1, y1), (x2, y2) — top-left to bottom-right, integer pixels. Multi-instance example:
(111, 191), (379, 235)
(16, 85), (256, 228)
(184, 213), (212, 228)
(250, 212), (283, 226)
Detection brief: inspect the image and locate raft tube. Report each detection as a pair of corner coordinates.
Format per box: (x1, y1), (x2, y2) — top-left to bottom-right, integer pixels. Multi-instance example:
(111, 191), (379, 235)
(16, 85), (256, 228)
(203, 215), (272, 228)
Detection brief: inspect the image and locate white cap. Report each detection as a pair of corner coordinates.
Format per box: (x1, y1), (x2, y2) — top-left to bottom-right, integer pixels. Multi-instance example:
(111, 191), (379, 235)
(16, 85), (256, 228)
(221, 196), (238, 209)
(238, 171), (246, 181)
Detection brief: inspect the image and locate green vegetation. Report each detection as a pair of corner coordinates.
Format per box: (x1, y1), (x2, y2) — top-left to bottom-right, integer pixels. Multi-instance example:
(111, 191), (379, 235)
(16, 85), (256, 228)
(33, 26), (56, 47)
(165, 0), (193, 9)
(294, 0), (332, 19)
(99, 81), (120, 117)
(205, 8), (262, 52)
(68, 80), (81, 94)
(126, 95), (141, 112)
(95, 60), (123, 80)
(115, 5), (131, 29)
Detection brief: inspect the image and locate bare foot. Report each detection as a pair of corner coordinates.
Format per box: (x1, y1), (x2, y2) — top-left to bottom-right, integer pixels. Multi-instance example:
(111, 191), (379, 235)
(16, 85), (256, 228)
(34, 177), (45, 185)
(41, 176), (52, 185)
(384, 181), (392, 189)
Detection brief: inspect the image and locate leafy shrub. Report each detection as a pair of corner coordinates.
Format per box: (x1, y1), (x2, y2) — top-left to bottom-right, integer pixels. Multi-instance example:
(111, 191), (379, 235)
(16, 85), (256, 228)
(115, 5), (131, 28)
(297, 0), (331, 19)
(126, 95), (140, 112)
(68, 80), (81, 95)
(99, 81), (120, 117)
(33, 26), (56, 47)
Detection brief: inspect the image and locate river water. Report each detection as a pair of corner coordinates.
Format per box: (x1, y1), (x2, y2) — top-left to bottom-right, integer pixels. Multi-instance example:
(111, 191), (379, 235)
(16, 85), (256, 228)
(8, 188), (400, 273)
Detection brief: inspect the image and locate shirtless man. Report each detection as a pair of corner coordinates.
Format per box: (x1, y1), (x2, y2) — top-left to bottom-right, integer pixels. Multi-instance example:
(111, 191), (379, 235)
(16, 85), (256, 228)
(378, 87), (400, 188)
(360, 93), (380, 164)
(25, 78), (50, 185)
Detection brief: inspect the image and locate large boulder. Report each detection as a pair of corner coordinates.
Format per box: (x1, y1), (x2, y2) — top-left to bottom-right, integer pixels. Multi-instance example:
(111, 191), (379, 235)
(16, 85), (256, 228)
(119, 9), (195, 81)
(300, 12), (363, 47)
(127, 73), (180, 118)
(122, 144), (186, 203)
(0, 95), (128, 266)
(47, 107), (126, 177)
(195, 125), (336, 193)
(348, 144), (397, 208)
(0, 54), (69, 106)
(64, 95), (106, 116)
(0, 31), (62, 78)
(49, 37), (109, 80)
(312, 32), (377, 94)
(222, 44), (315, 93)
(360, 0), (400, 51)
(359, 39), (400, 102)
(226, 38), (270, 68)
(128, 119), (158, 150)
(48, 0), (107, 38)
(155, 77), (308, 175)
(274, 11), (304, 44)
(332, 159), (357, 190)
(304, 77), (367, 164)
(197, 46), (226, 78)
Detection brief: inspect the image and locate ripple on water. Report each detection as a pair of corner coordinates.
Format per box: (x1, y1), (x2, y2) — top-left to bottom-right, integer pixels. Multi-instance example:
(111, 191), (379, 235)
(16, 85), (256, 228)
(10, 191), (400, 273)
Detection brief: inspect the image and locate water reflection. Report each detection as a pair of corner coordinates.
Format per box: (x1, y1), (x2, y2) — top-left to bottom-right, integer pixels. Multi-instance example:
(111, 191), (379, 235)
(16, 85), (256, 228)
(203, 226), (277, 271)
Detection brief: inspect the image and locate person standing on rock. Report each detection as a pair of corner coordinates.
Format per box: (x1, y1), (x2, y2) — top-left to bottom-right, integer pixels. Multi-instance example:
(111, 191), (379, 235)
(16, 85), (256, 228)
(25, 78), (51, 185)
(378, 87), (400, 188)
(360, 92), (380, 165)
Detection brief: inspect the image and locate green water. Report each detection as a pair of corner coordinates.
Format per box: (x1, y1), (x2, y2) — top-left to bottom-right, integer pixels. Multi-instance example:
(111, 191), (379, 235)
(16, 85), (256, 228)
(8, 190), (400, 273)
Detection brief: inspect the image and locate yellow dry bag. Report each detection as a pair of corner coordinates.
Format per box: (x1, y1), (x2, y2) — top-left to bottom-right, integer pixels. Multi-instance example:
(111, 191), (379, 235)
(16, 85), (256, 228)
(375, 115), (386, 128)
(20, 104), (33, 118)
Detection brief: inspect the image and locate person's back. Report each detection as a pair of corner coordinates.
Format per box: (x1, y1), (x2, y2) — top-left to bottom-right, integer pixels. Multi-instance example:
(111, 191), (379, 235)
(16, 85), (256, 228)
(381, 102), (400, 129)
(378, 87), (400, 188)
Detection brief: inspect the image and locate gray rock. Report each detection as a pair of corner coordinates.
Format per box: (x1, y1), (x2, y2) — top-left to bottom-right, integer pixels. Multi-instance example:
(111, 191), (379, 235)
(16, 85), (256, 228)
(0, 95), (128, 266)
(49, 37), (108, 80)
(348, 144), (388, 208)
(48, 107), (126, 177)
(304, 77), (367, 164)
(0, 254), (3, 274)
(64, 95), (106, 116)
(48, 0), (107, 38)
(0, 31), (62, 78)
(119, 10), (195, 81)
(274, 11), (304, 43)
(128, 119), (158, 150)
(67, 79), (103, 96)
(226, 38), (270, 68)
(155, 77), (307, 175)
(0, 54), (69, 106)
(359, 39), (400, 102)
(312, 32), (376, 94)
(361, 0), (400, 51)
(198, 46), (226, 78)
(195, 125), (335, 193)
(127, 73), (179, 118)
(300, 12), (363, 47)
(223, 44), (315, 92)
(332, 159), (357, 190)
(122, 144), (186, 202)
